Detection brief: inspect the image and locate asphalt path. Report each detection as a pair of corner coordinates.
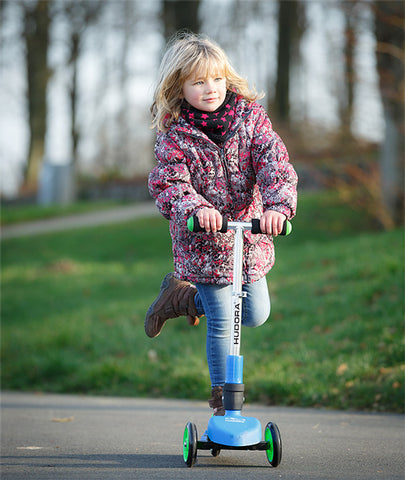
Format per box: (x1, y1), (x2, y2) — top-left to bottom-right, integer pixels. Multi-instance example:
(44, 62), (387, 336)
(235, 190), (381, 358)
(1, 391), (404, 480)
(1, 202), (159, 240)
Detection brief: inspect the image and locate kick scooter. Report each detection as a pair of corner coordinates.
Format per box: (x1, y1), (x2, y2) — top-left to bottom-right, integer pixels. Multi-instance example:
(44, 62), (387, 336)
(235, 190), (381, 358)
(183, 215), (292, 467)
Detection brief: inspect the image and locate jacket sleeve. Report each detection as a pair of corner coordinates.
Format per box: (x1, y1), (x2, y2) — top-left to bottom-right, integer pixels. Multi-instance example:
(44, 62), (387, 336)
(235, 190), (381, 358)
(250, 106), (298, 219)
(148, 132), (214, 223)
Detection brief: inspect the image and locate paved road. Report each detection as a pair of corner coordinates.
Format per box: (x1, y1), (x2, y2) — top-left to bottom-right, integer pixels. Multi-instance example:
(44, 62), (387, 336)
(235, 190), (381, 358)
(1, 202), (159, 240)
(1, 391), (404, 480)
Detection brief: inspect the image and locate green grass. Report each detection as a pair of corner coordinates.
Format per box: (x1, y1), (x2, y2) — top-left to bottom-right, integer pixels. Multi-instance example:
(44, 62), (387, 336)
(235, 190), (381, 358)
(1, 191), (404, 411)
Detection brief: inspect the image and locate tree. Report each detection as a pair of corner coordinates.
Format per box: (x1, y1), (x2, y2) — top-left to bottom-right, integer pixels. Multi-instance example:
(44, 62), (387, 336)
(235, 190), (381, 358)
(53, 0), (101, 166)
(22, 0), (51, 192)
(374, 1), (404, 226)
(162, 0), (201, 40)
(274, 0), (303, 124)
(341, 1), (357, 130)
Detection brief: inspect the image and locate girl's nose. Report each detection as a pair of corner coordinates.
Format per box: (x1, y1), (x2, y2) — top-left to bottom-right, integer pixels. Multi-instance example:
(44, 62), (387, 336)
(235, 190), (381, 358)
(205, 80), (216, 93)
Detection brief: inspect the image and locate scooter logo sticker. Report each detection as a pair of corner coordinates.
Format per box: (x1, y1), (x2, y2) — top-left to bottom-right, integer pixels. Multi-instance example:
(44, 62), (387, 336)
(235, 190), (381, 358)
(234, 302), (241, 345)
(225, 417), (246, 423)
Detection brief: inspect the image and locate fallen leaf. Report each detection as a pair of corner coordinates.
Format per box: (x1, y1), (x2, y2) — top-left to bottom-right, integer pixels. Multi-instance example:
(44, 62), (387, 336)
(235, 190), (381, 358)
(16, 446), (44, 450)
(51, 416), (74, 423)
(336, 363), (348, 376)
(147, 349), (158, 362)
(379, 367), (393, 375)
(46, 259), (78, 274)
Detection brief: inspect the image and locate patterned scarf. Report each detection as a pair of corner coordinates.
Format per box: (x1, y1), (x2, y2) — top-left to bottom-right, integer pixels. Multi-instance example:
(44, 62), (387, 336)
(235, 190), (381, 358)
(181, 91), (238, 145)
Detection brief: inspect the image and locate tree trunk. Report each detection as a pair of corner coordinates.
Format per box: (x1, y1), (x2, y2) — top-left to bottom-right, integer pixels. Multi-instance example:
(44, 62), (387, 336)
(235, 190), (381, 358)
(22, 0), (51, 192)
(274, 0), (298, 124)
(343, 4), (356, 128)
(374, 1), (404, 226)
(163, 0), (200, 41)
(64, 0), (101, 166)
(69, 31), (80, 165)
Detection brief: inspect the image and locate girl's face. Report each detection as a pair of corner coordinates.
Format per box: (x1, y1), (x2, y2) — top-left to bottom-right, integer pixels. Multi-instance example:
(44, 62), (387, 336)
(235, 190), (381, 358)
(182, 72), (227, 112)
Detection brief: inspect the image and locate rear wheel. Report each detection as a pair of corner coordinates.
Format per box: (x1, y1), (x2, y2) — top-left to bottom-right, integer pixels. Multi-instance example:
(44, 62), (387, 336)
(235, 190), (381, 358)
(265, 422), (282, 467)
(183, 422), (198, 467)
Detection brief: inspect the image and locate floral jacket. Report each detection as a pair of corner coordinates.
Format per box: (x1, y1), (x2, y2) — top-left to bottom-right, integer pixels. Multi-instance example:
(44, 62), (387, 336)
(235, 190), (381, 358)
(148, 97), (298, 285)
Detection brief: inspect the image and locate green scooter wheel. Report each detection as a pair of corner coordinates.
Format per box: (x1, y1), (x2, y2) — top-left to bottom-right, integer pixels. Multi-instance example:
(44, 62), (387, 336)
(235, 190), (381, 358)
(265, 422), (282, 467)
(183, 422), (198, 467)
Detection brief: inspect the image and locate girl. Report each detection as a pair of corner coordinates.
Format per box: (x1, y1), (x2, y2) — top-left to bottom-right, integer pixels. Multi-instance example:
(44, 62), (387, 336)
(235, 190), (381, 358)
(145, 32), (297, 415)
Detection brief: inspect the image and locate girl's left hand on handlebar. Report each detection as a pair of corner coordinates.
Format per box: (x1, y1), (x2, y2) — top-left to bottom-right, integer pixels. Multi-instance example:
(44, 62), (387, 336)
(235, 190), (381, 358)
(260, 210), (287, 236)
(196, 207), (223, 233)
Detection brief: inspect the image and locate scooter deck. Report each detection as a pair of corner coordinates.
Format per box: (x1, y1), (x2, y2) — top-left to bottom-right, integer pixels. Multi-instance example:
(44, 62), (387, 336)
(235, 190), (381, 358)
(207, 411), (263, 447)
(197, 439), (269, 451)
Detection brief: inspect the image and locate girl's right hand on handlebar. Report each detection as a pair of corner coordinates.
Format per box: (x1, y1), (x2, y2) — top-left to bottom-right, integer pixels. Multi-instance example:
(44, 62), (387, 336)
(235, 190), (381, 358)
(260, 210), (287, 236)
(196, 208), (223, 233)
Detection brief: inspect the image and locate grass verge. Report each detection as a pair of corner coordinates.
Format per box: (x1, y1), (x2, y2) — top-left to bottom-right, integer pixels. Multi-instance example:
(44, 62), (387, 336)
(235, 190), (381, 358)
(1, 191), (404, 411)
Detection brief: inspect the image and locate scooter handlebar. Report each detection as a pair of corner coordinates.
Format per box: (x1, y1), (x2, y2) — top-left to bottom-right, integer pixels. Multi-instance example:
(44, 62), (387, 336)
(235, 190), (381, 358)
(251, 218), (292, 236)
(187, 215), (292, 236)
(187, 215), (228, 233)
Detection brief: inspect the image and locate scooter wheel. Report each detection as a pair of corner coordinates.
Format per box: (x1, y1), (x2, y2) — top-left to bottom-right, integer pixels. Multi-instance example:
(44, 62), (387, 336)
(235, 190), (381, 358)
(264, 422), (282, 467)
(211, 447), (221, 457)
(183, 422), (198, 467)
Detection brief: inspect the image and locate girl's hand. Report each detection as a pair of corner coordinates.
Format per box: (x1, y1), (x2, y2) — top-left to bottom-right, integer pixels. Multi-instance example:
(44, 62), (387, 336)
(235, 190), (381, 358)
(260, 210), (287, 236)
(196, 208), (223, 233)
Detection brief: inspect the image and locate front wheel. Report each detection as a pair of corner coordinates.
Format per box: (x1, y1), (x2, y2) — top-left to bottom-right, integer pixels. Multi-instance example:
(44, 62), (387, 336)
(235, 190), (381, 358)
(183, 422), (198, 467)
(265, 422), (282, 467)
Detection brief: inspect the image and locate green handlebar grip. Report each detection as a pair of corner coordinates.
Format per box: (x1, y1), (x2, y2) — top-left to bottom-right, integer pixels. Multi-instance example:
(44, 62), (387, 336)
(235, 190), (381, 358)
(187, 216), (195, 232)
(284, 220), (292, 236)
(187, 215), (228, 233)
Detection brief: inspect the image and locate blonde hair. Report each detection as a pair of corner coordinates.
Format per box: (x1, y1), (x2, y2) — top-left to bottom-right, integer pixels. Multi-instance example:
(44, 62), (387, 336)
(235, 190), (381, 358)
(151, 32), (263, 131)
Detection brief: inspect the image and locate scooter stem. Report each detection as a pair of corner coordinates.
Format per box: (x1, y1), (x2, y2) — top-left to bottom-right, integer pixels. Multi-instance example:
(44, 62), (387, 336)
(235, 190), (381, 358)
(230, 224), (245, 357)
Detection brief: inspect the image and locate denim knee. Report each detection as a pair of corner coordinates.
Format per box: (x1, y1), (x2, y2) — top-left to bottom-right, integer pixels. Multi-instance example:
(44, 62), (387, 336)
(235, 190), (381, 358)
(241, 278), (271, 327)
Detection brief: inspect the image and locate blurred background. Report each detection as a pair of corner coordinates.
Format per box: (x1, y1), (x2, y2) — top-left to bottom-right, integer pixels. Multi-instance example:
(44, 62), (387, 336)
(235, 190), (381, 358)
(0, 0), (403, 228)
(1, 0), (404, 412)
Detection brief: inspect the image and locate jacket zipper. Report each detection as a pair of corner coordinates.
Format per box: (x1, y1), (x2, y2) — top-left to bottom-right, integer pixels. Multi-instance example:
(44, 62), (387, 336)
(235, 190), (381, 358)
(219, 111), (250, 183)
(182, 131), (230, 182)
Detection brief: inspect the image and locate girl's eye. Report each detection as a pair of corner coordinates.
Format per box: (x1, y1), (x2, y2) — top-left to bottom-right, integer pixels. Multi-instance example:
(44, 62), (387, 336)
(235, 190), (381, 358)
(215, 77), (223, 82)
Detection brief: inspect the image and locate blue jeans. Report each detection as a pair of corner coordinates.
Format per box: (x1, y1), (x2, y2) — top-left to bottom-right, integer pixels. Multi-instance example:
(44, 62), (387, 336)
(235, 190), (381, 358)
(194, 277), (270, 387)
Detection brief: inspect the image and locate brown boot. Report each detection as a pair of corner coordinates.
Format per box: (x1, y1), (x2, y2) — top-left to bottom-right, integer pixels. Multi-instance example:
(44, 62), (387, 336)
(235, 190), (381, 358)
(144, 273), (200, 338)
(209, 386), (225, 416)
